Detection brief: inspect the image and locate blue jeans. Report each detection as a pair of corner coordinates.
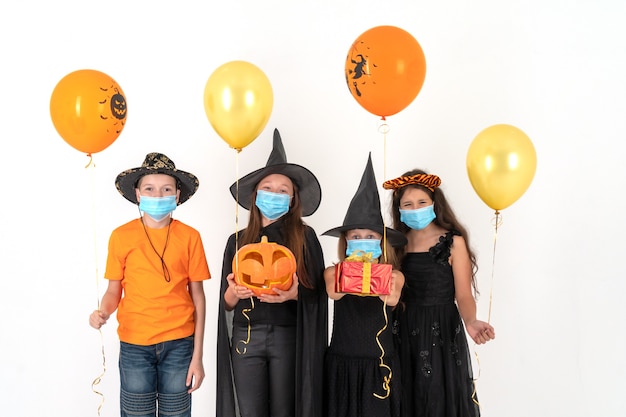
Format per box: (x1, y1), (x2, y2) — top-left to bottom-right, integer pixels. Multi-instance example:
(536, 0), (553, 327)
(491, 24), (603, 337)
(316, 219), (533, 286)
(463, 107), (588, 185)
(119, 336), (193, 417)
(231, 324), (296, 417)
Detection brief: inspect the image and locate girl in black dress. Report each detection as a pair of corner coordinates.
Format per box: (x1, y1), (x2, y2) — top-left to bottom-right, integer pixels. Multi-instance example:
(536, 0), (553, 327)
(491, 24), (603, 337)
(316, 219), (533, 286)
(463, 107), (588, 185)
(322, 154), (406, 417)
(383, 169), (495, 417)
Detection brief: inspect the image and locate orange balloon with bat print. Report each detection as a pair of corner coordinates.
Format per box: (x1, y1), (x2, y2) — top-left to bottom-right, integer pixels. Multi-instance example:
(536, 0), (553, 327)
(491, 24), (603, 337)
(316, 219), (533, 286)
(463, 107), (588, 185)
(50, 69), (127, 154)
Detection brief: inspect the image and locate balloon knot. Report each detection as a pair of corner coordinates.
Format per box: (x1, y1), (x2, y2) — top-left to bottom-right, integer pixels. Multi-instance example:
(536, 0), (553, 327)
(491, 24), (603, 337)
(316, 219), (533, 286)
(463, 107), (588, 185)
(85, 154), (95, 169)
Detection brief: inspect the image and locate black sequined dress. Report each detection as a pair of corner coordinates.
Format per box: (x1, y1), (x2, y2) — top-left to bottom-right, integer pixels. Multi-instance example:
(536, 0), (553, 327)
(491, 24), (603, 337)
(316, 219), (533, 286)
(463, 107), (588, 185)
(395, 230), (480, 417)
(326, 294), (401, 417)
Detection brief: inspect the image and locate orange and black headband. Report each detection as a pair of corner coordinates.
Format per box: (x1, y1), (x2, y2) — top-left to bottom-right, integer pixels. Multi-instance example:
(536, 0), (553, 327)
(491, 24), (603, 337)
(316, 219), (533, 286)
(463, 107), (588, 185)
(382, 173), (441, 192)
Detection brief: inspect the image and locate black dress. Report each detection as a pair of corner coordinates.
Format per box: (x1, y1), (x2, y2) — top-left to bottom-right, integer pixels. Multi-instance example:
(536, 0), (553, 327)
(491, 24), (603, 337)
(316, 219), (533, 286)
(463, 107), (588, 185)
(326, 294), (401, 417)
(395, 231), (480, 417)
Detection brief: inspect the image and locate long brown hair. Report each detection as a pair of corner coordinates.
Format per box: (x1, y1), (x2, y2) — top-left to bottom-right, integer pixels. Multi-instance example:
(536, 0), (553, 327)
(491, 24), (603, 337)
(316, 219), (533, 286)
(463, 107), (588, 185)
(390, 169), (479, 296)
(240, 182), (313, 289)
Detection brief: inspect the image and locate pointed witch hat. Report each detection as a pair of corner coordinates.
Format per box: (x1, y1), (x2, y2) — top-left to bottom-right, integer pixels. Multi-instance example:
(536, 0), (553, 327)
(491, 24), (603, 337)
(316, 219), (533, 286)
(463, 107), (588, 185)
(323, 153), (406, 247)
(229, 128), (322, 217)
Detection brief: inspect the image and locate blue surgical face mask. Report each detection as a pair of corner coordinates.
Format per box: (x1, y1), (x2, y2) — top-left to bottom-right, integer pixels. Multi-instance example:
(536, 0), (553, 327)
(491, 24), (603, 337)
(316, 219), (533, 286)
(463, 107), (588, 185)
(139, 195), (177, 222)
(346, 239), (382, 259)
(400, 204), (436, 230)
(255, 190), (291, 221)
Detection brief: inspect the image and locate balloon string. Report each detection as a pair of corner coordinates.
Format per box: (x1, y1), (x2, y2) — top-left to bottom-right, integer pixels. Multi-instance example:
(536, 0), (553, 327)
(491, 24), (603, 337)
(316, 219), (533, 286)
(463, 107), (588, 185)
(487, 210), (502, 324)
(236, 297), (254, 355)
(92, 329), (107, 416)
(471, 346), (481, 407)
(383, 223), (387, 263)
(469, 210), (502, 411)
(383, 126), (388, 263)
(378, 116), (389, 179)
(232, 148), (254, 356)
(373, 295), (392, 399)
(235, 149), (240, 268)
(85, 153), (95, 169)
(87, 159), (106, 415)
(87, 158), (100, 309)
(379, 117), (390, 263)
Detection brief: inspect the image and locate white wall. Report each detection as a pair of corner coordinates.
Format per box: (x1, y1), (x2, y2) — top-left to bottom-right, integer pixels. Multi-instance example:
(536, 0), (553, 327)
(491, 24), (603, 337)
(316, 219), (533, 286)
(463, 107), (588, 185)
(1, 1), (625, 416)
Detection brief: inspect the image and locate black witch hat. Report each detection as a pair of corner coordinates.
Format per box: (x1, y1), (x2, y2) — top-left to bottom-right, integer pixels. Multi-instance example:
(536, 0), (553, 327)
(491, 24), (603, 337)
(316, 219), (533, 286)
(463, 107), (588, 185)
(322, 153), (406, 247)
(229, 128), (322, 217)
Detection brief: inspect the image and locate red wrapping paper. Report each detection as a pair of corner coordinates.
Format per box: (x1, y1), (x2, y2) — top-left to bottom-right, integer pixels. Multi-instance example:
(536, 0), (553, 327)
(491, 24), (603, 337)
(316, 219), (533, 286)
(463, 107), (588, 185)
(335, 261), (392, 295)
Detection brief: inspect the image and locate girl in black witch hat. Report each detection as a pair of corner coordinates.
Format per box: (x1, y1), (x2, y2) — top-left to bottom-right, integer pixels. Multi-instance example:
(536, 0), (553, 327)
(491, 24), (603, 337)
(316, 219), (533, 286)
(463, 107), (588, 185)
(322, 153), (406, 417)
(216, 129), (327, 417)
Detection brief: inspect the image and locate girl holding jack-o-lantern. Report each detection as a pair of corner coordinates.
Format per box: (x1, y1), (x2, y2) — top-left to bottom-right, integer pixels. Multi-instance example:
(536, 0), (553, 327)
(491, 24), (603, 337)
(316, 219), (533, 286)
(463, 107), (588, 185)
(216, 129), (327, 417)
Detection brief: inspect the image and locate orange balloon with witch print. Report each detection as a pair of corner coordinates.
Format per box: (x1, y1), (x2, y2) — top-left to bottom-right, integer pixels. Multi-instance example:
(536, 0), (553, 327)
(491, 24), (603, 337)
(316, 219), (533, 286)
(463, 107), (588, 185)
(345, 25), (426, 117)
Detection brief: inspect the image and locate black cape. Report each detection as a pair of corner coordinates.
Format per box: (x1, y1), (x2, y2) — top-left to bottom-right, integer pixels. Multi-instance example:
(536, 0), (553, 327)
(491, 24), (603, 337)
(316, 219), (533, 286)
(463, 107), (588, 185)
(216, 219), (328, 417)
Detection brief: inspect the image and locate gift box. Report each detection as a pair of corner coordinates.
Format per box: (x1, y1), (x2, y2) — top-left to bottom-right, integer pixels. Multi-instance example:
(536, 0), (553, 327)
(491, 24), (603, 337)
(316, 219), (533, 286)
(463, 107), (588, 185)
(335, 260), (392, 295)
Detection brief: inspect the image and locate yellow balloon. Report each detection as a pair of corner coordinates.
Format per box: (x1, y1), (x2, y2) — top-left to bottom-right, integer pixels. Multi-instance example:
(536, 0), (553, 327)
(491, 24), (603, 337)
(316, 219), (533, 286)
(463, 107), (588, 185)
(466, 124), (537, 211)
(203, 61), (273, 151)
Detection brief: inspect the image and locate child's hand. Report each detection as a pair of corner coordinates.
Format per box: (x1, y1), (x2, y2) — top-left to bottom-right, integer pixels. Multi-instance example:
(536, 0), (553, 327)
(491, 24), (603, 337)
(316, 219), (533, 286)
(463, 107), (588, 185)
(227, 273), (254, 300)
(186, 357), (205, 393)
(466, 320), (495, 345)
(380, 270), (404, 306)
(89, 310), (110, 329)
(259, 273), (299, 303)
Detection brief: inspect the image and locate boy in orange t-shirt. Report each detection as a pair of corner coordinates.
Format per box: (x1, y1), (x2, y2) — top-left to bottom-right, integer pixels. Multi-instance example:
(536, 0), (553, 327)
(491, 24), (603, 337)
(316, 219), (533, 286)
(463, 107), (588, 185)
(89, 153), (210, 417)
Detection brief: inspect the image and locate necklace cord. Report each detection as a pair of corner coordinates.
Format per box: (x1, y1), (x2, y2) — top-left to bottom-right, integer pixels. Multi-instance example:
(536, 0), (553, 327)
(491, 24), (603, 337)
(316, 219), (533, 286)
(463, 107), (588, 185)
(140, 212), (173, 282)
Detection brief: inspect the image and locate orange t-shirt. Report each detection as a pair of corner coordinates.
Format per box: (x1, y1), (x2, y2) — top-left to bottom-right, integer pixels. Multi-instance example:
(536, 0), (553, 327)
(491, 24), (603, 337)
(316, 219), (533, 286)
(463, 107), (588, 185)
(105, 218), (210, 345)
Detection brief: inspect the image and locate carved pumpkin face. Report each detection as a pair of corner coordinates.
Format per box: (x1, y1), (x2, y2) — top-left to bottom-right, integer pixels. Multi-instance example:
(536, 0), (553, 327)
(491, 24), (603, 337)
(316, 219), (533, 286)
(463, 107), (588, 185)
(110, 92), (127, 120)
(233, 236), (296, 296)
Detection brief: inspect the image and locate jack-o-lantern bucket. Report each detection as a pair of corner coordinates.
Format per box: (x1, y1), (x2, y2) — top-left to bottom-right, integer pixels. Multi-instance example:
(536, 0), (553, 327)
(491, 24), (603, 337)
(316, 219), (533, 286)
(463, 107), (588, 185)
(233, 236), (296, 296)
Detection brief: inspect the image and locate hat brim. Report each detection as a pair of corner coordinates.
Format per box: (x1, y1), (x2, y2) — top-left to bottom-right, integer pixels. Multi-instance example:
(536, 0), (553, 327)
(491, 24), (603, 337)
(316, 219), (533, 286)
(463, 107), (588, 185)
(229, 163), (321, 217)
(322, 224), (407, 248)
(116, 167), (199, 205)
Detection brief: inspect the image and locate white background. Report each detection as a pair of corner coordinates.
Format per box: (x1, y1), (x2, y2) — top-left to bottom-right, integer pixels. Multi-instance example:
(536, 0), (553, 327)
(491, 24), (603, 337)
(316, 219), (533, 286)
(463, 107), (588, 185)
(1, 1), (624, 416)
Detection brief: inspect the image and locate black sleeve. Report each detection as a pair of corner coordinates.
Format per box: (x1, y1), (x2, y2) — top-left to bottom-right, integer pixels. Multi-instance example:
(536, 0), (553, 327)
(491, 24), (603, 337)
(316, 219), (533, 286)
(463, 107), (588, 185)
(216, 233), (237, 417)
(295, 226), (328, 417)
